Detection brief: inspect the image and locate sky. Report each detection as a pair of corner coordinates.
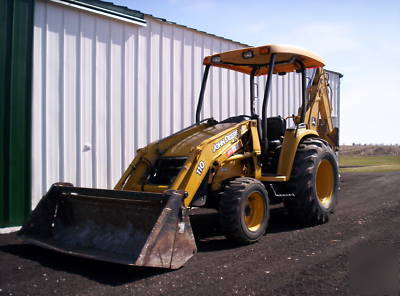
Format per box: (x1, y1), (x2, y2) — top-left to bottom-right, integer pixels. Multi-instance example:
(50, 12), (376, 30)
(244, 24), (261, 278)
(113, 0), (400, 144)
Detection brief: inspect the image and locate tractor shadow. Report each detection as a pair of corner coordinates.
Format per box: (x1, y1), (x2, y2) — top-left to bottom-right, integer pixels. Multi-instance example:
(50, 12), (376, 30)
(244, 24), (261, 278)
(190, 206), (310, 252)
(0, 239), (169, 286)
(0, 206), (308, 286)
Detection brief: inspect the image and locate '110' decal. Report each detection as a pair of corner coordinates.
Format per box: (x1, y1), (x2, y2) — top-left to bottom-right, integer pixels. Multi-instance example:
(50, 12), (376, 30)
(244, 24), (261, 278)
(196, 161), (205, 175)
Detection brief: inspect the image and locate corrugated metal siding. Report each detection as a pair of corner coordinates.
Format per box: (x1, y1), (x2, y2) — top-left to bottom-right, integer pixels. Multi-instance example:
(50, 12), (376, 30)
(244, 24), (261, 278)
(31, 0), (341, 208)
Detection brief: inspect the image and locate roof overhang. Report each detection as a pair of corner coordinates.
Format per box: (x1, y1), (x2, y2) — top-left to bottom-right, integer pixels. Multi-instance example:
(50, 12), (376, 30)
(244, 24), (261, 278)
(49, 0), (147, 26)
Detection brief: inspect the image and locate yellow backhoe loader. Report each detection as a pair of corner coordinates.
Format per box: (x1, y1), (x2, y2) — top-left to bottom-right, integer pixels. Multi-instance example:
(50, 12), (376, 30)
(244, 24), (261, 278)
(20, 44), (339, 269)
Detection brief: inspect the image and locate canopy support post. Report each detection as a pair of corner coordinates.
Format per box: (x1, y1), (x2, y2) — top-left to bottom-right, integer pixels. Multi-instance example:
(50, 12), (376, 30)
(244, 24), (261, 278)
(196, 65), (211, 124)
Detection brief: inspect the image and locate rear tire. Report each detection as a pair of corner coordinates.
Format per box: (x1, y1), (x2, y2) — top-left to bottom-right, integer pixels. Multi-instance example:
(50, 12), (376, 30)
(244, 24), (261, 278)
(219, 177), (269, 244)
(284, 137), (338, 225)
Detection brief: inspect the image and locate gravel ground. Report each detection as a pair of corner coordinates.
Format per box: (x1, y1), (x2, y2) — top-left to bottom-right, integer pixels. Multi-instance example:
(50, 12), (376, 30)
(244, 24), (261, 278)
(0, 171), (399, 296)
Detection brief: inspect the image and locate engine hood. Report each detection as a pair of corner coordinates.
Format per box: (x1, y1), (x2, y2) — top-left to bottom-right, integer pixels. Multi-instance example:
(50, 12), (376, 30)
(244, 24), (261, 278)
(162, 123), (238, 157)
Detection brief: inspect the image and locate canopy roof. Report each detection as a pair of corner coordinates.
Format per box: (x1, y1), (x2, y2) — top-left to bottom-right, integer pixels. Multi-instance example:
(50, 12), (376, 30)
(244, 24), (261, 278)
(203, 44), (325, 76)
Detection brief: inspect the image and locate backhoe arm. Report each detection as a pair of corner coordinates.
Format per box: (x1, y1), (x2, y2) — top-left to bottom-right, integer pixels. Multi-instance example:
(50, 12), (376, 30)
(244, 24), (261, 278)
(298, 67), (338, 149)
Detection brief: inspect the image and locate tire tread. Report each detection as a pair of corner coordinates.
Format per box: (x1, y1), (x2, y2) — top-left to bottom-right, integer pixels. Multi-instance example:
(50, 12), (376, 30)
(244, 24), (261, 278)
(219, 177), (268, 244)
(284, 137), (338, 225)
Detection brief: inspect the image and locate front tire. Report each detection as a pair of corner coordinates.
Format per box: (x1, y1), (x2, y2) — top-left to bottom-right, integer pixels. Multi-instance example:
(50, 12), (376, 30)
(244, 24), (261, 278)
(219, 177), (270, 244)
(284, 137), (339, 225)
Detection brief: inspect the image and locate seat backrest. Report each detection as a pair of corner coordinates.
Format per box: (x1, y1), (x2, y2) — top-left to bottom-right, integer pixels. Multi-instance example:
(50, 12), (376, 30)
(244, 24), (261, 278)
(267, 116), (286, 141)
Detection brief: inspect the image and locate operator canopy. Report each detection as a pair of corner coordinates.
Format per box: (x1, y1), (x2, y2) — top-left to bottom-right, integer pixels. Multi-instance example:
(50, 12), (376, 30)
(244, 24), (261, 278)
(203, 44), (325, 76)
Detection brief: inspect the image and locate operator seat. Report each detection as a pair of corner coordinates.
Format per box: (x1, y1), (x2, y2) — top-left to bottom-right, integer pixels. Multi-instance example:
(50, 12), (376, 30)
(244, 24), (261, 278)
(266, 116), (286, 150)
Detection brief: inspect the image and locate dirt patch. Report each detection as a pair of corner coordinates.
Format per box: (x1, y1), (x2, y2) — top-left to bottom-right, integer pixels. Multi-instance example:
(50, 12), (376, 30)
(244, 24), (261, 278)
(0, 172), (400, 295)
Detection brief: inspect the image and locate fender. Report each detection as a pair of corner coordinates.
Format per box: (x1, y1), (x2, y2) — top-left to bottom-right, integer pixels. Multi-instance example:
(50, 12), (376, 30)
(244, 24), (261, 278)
(277, 128), (319, 180)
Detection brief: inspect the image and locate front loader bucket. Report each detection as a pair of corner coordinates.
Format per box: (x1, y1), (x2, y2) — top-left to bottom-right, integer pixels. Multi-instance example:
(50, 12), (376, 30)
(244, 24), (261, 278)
(19, 184), (196, 269)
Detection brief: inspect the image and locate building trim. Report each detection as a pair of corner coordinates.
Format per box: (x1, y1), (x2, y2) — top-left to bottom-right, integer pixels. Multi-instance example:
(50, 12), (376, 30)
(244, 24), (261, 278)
(0, 0), (13, 227)
(147, 14), (249, 47)
(0, 226), (21, 234)
(0, 0), (34, 227)
(49, 0), (147, 26)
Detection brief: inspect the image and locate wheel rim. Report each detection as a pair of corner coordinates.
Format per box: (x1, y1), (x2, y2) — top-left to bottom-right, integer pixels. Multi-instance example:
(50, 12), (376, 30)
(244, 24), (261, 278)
(244, 192), (265, 232)
(316, 159), (334, 208)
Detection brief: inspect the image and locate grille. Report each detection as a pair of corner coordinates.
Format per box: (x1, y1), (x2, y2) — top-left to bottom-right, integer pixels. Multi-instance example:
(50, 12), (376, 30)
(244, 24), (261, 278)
(147, 157), (187, 185)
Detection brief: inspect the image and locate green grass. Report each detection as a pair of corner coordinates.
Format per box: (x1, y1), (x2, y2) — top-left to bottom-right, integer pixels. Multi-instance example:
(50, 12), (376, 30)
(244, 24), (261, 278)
(339, 155), (400, 173)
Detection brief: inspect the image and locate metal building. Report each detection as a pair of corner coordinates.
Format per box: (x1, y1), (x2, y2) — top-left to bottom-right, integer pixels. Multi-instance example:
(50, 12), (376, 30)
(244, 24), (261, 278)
(0, 0), (342, 230)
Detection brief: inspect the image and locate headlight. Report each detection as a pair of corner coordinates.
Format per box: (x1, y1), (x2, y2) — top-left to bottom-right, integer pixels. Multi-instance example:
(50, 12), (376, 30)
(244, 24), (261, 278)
(242, 50), (254, 59)
(211, 55), (222, 63)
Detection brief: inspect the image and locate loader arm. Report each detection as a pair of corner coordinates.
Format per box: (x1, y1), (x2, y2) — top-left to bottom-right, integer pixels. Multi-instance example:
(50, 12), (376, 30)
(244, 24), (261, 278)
(170, 122), (252, 207)
(114, 121), (211, 191)
(116, 120), (254, 207)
